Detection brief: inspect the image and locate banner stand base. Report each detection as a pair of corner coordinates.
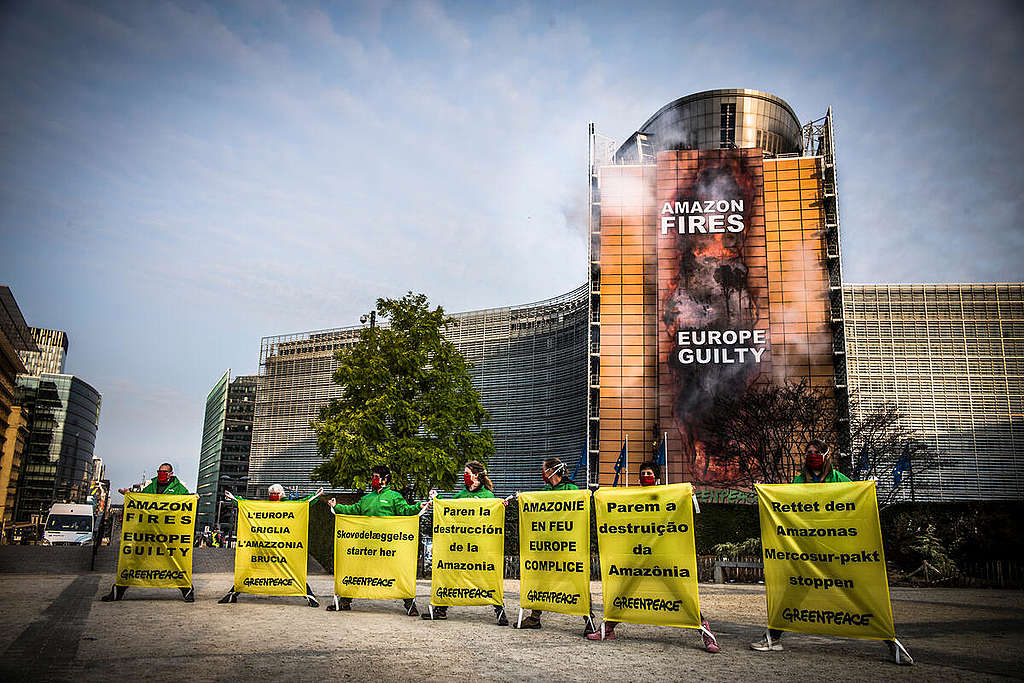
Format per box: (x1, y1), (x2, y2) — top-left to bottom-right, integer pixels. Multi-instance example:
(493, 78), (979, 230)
(892, 637), (912, 664)
(699, 624), (719, 648)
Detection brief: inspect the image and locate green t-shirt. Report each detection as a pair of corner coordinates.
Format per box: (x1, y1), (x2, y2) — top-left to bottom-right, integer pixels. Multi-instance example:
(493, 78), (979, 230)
(332, 487), (421, 516)
(792, 470), (851, 484)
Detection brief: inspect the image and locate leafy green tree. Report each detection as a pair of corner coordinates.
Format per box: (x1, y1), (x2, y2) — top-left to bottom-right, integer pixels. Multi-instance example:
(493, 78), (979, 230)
(312, 292), (493, 498)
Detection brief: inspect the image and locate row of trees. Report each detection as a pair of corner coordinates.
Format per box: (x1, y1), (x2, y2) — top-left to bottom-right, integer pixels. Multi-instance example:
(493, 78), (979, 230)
(312, 292), (936, 507)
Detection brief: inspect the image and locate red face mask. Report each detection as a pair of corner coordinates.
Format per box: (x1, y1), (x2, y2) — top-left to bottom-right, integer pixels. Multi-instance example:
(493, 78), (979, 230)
(640, 473), (656, 486)
(463, 471), (474, 488)
(157, 471), (170, 484)
(268, 492), (282, 501)
(807, 452), (824, 470)
(371, 474), (382, 490)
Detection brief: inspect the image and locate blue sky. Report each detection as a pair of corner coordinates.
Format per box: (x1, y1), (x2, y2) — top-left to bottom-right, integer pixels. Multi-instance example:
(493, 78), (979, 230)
(2, 0), (1021, 492)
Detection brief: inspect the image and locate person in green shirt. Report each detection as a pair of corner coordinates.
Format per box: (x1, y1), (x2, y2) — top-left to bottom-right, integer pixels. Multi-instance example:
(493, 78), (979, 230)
(751, 440), (911, 665)
(217, 483), (324, 607)
(512, 456), (596, 635)
(326, 464), (426, 616)
(102, 462), (196, 602)
(792, 439), (852, 484)
(421, 460), (509, 625)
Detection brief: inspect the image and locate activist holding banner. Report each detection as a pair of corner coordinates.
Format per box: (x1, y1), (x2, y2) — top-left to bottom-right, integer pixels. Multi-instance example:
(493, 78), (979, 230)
(751, 439), (913, 666)
(423, 461), (508, 625)
(593, 474), (717, 648)
(218, 484), (323, 607)
(511, 457), (595, 636)
(588, 461), (718, 652)
(327, 464), (425, 616)
(505, 458), (593, 634)
(102, 462), (196, 602)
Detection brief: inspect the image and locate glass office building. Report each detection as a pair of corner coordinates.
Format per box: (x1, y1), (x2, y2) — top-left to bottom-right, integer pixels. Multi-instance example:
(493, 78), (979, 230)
(844, 284), (1024, 500)
(590, 89), (845, 488)
(197, 371), (256, 530)
(13, 373), (101, 522)
(249, 285), (588, 498)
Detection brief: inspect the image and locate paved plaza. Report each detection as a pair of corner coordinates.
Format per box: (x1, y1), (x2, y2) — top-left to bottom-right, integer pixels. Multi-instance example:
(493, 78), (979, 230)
(0, 549), (1021, 681)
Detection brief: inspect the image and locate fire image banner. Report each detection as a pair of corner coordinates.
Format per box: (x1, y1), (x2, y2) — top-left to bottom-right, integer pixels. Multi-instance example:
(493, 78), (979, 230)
(594, 483), (701, 629)
(333, 514), (419, 600)
(233, 500), (309, 597)
(756, 481), (896, 640)
(517, 489), (592, 616)
(116, 492), (196, 588)
(430, 498), (505, 607)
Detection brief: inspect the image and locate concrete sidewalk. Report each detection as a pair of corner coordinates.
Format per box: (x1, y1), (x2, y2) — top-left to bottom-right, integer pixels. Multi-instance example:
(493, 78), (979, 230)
(0, 571), (1021, 681)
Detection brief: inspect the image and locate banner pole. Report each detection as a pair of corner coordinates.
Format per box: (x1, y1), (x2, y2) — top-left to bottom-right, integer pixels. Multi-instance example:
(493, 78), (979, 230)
(517, 608), (524, 629)
(625, 433), (629, 487)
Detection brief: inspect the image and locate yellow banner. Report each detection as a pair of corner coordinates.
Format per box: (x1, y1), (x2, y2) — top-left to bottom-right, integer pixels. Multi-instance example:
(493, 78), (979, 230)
(756, 481), (895, 640)
(518, 489), (591, 616)
(594, 483), (701, 628)
(116, 493), (196, 588)
(234, 500), (309, 596)
(430, 498), (504, 606)
(333, 514), (419, 599)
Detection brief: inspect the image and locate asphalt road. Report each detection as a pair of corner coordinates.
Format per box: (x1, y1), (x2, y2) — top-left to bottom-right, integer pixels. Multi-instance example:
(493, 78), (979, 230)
(0, 569), (1021, 682)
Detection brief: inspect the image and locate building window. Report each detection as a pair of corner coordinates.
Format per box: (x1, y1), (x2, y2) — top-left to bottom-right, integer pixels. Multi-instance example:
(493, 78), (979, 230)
(720, 103), (736, 147)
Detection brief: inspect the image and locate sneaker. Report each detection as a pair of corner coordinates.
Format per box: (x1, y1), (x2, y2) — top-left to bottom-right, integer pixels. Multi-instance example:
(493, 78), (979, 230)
(888, 641), (914, 666)
(750, 636), (783, 652)
(582, 621), (597, 637)
(307, 597), (320, 608)
(701, 619), (719, 653)
(421, 608), (447, 620)
(406, 603), (420, 617)
(586, 629), (615, 640)
(217, 593), (234, 604)
(511, 615), (541, 629)
(495, 607), (509, 626)
(182, 588), (195, 603)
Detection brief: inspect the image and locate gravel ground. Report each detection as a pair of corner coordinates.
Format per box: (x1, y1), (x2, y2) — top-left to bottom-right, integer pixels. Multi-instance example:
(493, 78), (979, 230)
(0, 573), (1021, 681)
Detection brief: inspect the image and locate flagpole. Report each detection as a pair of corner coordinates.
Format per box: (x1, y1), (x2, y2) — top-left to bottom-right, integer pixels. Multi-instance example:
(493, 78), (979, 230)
(618, 436), (626, 489)
(664, 431), (669, 485)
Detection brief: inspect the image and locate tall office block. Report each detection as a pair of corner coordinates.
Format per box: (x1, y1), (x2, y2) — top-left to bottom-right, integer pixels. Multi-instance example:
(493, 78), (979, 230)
(19, 328), (68, 376)
(590, 90), (844, 487)
(197, 372), (256, 530)
(13, 374), (101, 523)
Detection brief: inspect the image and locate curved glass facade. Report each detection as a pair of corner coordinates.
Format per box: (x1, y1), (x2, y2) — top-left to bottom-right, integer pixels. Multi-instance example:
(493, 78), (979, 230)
(13, 374), (101, 522)
(614, 89), (803, 162)
(249, 284), (589, 497)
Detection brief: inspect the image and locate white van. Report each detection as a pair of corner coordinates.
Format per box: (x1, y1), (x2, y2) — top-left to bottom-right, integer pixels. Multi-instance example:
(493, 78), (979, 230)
(42, 503), (95, 546)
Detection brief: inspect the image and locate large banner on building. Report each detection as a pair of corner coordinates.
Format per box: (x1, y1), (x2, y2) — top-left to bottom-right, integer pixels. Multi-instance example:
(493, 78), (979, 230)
(594, 483), (701, 628)
(517, 489), (591, 616)
(657, 149), (771, 485)
(756, 481), (895, 640)
(116, 492), (196, 588)
(333, 514), (418, 599)
(430, 498), (504, 607)
(234, 500), (309, 596)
